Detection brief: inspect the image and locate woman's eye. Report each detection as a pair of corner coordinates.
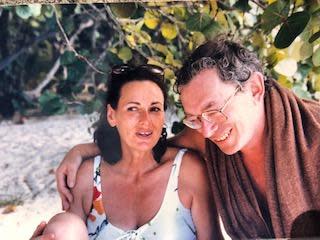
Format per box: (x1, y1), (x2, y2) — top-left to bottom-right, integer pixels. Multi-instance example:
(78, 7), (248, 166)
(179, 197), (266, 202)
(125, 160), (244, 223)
(150, 107), (162, 112)
(127, 107), (138, 111)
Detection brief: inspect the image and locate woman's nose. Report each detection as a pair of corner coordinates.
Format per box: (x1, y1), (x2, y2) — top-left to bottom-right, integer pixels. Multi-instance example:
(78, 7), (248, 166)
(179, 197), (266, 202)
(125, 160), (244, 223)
(139, 110), (151, 123)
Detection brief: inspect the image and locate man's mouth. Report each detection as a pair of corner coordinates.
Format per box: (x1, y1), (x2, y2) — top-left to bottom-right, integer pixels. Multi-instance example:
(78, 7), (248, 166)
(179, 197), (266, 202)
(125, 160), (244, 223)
(214, 128), (232, 142)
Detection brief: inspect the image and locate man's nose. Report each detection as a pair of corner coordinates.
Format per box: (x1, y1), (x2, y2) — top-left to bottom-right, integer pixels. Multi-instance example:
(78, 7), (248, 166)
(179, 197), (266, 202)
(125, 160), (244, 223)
(199, 118), (218, 138)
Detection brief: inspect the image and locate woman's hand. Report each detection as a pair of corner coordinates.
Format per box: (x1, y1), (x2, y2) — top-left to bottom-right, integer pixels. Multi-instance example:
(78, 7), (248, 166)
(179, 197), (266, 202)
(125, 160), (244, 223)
(30, 222), (54, 240)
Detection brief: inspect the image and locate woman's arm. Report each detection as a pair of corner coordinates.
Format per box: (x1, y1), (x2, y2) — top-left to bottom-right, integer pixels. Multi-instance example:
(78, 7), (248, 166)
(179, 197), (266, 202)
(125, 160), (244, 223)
(56, 143), (99, 210)
(181, 152), (223, 240)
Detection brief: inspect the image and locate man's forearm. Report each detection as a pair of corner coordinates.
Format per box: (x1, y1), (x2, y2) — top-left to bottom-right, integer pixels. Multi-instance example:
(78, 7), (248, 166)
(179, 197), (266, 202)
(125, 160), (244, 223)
(73, 143), (100, 160)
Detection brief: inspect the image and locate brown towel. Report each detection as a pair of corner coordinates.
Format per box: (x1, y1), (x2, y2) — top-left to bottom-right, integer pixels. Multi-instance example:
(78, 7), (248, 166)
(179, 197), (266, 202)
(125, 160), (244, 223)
(205, 80), (320, 238)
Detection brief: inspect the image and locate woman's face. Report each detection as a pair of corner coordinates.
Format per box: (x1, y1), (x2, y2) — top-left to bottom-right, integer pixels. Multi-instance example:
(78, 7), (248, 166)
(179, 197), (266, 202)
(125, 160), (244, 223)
(107, 80), (165, 152)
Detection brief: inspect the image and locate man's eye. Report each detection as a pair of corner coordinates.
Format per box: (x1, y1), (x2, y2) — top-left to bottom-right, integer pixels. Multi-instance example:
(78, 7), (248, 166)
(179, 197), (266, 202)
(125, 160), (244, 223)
(150, 107), (161, 112)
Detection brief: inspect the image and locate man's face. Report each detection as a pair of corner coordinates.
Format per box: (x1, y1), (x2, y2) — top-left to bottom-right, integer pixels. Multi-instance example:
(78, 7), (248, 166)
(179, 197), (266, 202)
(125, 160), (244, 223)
(180, 68), (263, 155)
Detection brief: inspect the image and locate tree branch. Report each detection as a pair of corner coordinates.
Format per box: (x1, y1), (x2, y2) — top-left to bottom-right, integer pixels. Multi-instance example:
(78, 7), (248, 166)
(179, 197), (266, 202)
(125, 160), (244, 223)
(0, 31), (56, 71)
(53, 5), (106, 75)
(24, 8), (103, 99)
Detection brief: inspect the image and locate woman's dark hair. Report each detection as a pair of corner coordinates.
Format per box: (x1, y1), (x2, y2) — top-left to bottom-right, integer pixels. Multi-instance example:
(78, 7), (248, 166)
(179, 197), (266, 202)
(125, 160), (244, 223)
(94, 64), (168, 164)
(175, 35), (272, 93)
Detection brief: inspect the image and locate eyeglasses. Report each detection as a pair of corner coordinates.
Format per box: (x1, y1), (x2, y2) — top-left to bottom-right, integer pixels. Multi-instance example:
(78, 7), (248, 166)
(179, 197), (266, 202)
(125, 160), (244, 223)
(183, 85), (242, 130)
(111, 64), (164, 79)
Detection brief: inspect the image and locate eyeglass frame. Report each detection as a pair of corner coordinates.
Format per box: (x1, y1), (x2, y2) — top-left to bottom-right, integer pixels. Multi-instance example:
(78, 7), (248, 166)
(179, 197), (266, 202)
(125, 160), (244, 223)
(182, 85), (242, 130)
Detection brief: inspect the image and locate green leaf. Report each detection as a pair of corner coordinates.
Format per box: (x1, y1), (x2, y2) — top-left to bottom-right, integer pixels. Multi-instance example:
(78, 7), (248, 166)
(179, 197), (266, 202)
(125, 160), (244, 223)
(300, 42), (313, 60)
(186, 13), (212, 31)
(312, 47), (320, 66)
(202, 21), (222, 40)
(298, 63), (313, 80)
(117, 47), (133, 62)
(292, 84), (312, 99)
(15, 6), (32, 20)
(78, 99), (102, 114)
(274, 11), (310, 49)
(66, 60), (86, 83)
(309, 30), (320, 43)
(60, 51), (76, 66)
(39, 91), (67, 115)
(171, 121), (185, 135)
(110, 3), (137, 18)
(261, 0), (290, 33)
(233, 0), (251, 12)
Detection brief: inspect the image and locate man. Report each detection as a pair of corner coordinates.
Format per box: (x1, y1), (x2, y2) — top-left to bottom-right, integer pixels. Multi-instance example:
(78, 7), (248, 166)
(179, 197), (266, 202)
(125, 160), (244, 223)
(34, 36), (320, 239)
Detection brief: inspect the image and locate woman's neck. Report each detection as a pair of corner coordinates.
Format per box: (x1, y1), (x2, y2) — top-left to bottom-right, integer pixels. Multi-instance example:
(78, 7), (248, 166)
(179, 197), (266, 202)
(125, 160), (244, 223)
(108, 148), (158, 177)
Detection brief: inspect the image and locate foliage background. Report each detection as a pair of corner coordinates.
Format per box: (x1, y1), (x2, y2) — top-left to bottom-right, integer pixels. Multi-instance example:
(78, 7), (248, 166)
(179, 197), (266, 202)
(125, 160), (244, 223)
(0, 0), (319, 132)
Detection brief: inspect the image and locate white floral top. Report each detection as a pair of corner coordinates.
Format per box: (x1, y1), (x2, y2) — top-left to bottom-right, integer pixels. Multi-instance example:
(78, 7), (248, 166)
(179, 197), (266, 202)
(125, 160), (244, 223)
(86, 149), (196, 240)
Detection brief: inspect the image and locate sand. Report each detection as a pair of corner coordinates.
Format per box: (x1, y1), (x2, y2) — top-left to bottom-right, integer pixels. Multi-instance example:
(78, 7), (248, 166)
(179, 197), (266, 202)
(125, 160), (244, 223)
(0, 114), (94, 239)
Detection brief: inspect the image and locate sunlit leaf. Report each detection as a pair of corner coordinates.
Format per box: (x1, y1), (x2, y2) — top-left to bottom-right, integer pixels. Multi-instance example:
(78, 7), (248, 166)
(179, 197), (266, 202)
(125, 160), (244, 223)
(151, 43), (169, 56)
(191, 32), (206, 48)
(300, 42), (313, 60)
(285, 38), (303, 61)
(15, 6), (32, 20)
(29, 4), (42, 17)
(261, 0), (290, 33)
(278, 74), (293, 88)
(125, 34), (136, 48)
(144, 10), (160, 30)
(274, 58), (298, 77)
(164, 68), (175, 83)
(312, 47), (320, 66)
(165, 53), (182, 68)
(251, 32), (265, 48)
(161, 22), (178, 40)
(313, 74), (320, 91)
(216, 11), (228, 29)
(295, 0), (304, 7)
(209, 0), (218, 17)
(110, 3), (137, 18)
(267, 0), (277, 4)
(275, 11), (310, 49)
(186, 13), (212, 31)
(173, 6), (186, 20)
(118, 47), (132, 62)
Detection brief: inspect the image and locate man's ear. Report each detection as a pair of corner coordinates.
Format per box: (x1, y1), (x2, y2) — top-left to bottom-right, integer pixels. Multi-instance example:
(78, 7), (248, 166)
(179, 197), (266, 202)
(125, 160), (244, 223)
(249, 72), (265, 103)
(106, 104), (116, 127)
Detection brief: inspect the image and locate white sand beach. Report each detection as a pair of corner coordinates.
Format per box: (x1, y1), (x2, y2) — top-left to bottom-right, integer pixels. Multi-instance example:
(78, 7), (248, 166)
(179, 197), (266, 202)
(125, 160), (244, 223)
(0, 114), (93, 239)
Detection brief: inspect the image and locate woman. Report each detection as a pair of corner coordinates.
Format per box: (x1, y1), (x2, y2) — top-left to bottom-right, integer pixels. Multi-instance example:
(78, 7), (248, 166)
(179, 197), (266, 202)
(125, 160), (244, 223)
(39, 64), (215, 239)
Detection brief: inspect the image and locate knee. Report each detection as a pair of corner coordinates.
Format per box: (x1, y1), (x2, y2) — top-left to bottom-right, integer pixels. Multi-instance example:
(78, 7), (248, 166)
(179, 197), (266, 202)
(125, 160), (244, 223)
(43, 212), (88, 240)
